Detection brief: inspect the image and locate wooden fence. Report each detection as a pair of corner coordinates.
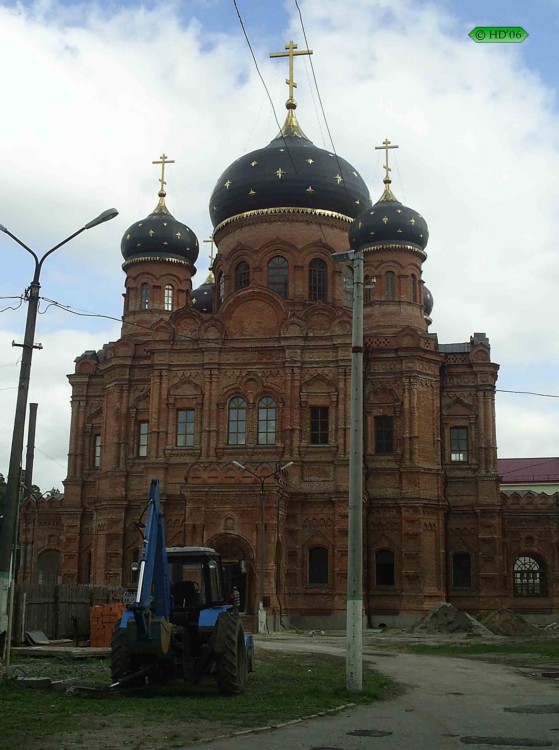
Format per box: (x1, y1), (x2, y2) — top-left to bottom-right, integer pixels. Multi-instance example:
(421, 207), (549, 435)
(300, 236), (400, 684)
(11, 584), (124, 643)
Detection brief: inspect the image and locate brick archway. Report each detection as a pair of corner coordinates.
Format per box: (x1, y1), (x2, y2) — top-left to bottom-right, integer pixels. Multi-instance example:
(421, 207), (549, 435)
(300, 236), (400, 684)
(206, 533), (254, 613)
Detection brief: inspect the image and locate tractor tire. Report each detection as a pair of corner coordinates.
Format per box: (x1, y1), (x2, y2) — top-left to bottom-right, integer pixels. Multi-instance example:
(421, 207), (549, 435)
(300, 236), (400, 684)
(110, 627), (145, 687)
(214, 612), (248, 695)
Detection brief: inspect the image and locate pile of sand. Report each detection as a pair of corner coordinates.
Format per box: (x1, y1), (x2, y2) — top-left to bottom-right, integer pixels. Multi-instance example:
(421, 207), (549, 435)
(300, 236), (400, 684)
(477, 608), (539, 637)
(410, 602), (492, 635)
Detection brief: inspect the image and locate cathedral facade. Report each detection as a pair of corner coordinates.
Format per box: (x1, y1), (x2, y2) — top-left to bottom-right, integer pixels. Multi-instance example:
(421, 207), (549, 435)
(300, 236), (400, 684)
(18, 58), (558, 627)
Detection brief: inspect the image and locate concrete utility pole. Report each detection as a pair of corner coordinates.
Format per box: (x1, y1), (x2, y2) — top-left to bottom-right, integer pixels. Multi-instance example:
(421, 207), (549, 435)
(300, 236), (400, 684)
(333, 249), (364, 692)
(0, 209), (118, 647)
(232, 461), (293, 634)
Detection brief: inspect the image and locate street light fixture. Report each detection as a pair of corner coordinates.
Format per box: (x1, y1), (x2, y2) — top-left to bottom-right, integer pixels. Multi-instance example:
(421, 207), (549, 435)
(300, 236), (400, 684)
(333, 248), (364, 692)
(232, 460), (293, 634)
(0, 208), (119, 652)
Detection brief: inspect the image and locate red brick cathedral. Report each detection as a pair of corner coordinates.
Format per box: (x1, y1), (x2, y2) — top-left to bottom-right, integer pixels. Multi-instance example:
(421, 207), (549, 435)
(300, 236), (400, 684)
(19, 54), (557, 627)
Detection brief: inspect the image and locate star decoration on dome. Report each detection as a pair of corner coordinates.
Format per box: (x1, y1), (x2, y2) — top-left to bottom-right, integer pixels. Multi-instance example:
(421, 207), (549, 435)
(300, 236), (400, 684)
(382, 216), (389, 224)
(355, 199), (360, 205)
(276, 168), (285, 179)
(397, 229), (403, 233)
(248, 189), (256, 196)
(410, 218), (415, 225)
(306, 158), (314, 165)
(138, 223), (143, 227)
(306, 186), (315, 193)
(176, 232), (182, 239)
(163, 222), (168, 226)
(334, 174), (343, 184)
(148, 230), (155, 237)
(126, 234), (131, 240)
(396, 209), (402, 214)
(251, 161), (258, 167)
(163, 241), (168, 245)
(224, 180), (232, 189)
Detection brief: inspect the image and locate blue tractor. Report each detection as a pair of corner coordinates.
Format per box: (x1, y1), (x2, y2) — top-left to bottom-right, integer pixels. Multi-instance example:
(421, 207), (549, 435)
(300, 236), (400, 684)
(111, 479), (253, 694)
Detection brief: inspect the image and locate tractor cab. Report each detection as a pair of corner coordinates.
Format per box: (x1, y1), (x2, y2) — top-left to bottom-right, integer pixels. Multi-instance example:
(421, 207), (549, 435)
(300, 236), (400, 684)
(167, 547), (228, 622)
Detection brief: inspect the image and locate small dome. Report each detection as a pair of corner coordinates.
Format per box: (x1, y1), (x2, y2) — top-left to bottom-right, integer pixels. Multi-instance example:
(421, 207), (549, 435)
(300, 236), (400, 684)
(121, 192), (199, 267)
(191, 273), (214, 313)
(423, 286), (434, 316)
(349, 181), (428, 253)
(209, 107), (371, 230)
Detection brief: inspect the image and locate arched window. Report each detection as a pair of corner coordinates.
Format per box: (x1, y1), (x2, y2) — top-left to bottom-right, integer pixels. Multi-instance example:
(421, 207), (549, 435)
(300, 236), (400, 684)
(343, 265), (353, 307)
(37, 550), (60, 585)
(267, 256), (288, 298)
(409, 274), (417, 302)
(364, 275), (372, 304)
(140, 283), (149, 310)
(452, 553), (472, 589)
(228, 397), (247, 445)
(308, 546), (329, 585)
(308, 258), (327, 301)
(236, 261), (250, 290)
(164, 284), (174, 311)
(385, 272), (395, 301)
(375, 549), (395, 586)
(257, 396), (276, 445)
(514, 555), (547, 596)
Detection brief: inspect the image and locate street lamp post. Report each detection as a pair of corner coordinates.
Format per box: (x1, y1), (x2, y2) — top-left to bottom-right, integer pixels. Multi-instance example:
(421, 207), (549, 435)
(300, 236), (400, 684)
(0, 208), (119, 647)
(232, 460), (293, 634)
(333, 248), (364, 692)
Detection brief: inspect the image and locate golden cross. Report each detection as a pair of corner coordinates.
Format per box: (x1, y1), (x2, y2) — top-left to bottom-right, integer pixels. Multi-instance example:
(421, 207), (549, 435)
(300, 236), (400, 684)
(204, 237), (215, 265)
(270, 40), (313, 102)
(152, 153), (175, 193)
(375, 139), (399, 181)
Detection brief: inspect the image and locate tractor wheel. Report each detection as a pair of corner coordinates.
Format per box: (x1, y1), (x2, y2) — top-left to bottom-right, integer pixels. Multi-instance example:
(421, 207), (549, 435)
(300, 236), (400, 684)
(214, 612), (248, 695)
(110, 627), (145, 686)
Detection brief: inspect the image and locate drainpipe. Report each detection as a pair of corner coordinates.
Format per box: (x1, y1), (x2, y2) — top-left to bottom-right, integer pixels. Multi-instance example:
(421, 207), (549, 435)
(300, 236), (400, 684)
(439, 363), (450, 602)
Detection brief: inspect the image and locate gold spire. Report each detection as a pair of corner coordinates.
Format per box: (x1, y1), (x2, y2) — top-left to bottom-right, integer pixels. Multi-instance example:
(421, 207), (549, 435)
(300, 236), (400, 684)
(152, 153), (175, 214)
(374, 138), (399, 201)
(204, 237), (215, 282)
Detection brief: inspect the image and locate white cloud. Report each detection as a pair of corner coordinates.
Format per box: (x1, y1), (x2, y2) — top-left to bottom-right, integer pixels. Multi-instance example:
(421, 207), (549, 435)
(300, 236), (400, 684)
(1, 0), (559, 490)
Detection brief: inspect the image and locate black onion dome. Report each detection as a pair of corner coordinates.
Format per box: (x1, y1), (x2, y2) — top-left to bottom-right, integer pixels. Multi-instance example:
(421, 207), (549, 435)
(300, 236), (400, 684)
(209, 108), (371, 229)
(423, 286), (434, 316)
(121, 192), (199, 267)
(349, 181), (429, 253)
(191, 273), (214, 313)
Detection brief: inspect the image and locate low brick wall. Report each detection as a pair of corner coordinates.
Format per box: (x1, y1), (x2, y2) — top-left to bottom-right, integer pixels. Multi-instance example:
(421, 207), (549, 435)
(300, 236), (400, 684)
(89, 603), (125, 647)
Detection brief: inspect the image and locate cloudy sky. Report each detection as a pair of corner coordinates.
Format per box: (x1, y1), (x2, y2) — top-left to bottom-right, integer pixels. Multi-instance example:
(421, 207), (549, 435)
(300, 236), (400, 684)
(0, 0), (558, 491)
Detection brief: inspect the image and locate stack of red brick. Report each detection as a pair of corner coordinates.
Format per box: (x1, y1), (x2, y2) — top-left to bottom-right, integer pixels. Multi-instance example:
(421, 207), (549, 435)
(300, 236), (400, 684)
(89, 603), (125, 647)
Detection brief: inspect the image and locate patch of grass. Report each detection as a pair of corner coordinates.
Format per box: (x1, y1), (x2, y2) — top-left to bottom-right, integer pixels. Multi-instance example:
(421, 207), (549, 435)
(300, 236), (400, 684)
(0, 651), (393, 750)
(406, 641), (559, 661)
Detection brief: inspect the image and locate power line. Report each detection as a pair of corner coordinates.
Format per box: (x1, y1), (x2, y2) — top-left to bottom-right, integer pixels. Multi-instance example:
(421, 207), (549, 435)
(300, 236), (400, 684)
(294, 0), (349, 192)
(35, 445), (67, 470)
(496, 389), (559, 398)
(500, 458), (559, 476)
(38, 296), (200, 343)
(232, 1), (285, 140)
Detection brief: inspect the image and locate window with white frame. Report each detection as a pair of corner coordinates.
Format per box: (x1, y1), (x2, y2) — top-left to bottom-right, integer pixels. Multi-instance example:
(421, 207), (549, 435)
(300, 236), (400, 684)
(176, 409), (195, 447)
(164, 284), (174, 311)
(257, 396), (276, 445)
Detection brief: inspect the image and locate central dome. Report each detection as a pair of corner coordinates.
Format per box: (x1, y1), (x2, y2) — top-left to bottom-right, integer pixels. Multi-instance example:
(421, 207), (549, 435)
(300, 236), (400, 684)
(209, 108), (371, 230)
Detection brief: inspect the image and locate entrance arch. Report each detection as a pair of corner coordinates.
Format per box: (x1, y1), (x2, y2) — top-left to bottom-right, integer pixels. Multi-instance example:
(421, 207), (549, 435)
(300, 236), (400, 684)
(206, 533), (254, 613)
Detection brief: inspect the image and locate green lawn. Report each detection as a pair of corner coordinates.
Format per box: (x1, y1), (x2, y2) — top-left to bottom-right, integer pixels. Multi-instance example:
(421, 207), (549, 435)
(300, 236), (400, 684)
(0, 651), (394, 750)
(406, 641), (559, 661)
